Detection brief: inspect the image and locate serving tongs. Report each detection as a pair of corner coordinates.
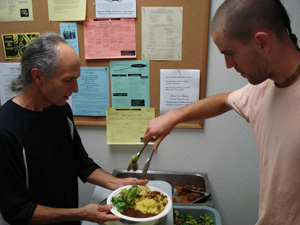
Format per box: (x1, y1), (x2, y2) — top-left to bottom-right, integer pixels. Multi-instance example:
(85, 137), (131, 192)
(127, 139), (151, 171)
(181, 187), (211, 203)
(141, 147), (154, 179)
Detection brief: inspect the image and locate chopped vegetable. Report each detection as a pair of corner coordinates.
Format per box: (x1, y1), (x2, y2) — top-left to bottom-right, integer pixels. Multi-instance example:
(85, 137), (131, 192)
(111, 185), (139, 212)
(129, 154), (138, 165)
(129, 154), (139, 170)
(174, 210), (214, 225)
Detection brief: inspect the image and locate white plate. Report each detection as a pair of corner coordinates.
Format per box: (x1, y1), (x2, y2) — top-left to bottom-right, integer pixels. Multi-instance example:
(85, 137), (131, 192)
(107, 185), (172, 223)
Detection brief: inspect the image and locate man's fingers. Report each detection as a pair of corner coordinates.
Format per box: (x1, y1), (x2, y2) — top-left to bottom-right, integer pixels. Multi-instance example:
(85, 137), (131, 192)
(104, 214), (121, 221)
(153, 136), (164, 151)
(98, 204), (112, 212)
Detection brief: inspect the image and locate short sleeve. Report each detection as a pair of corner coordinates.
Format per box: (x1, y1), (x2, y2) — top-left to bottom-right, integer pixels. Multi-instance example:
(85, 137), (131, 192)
(227, 84), (254, 123)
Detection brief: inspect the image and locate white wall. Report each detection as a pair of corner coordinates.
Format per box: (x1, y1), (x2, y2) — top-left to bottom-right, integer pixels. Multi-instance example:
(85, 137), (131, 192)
(77, 1), (300, 224)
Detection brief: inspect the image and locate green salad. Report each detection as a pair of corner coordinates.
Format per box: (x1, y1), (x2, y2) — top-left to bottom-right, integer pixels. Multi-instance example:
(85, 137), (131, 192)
(174, 210), (214, 225)
(111, 185), (139, 212)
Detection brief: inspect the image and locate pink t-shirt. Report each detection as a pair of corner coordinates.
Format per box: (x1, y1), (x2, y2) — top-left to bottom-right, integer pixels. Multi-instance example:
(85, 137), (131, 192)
(228, 79), (300, 225)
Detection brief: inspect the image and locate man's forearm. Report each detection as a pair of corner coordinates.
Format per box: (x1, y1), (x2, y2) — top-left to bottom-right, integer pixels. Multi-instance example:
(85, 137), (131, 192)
(173, 92), (232, 123)
(29, 205), (84, 225)
(29, 203), (118, 225)
(143, 93), (232, 150)
(85, 168), (121, 190)
(85, 168), (148, 191)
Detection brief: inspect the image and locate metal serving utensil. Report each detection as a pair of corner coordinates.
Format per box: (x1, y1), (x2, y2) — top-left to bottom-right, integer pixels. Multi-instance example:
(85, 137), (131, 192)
(127, 139), (151, 171)
(181, 187), (211, 203)
(141, 147), (154, 179)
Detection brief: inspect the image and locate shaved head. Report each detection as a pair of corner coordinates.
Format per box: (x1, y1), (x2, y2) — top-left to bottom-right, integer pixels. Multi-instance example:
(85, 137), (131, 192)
(211, 0), (297, 45)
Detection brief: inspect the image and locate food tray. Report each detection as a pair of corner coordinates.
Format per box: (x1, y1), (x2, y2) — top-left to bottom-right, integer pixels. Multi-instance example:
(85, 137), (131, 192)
(112, 169), (213, 206)
(174, 205), (222, 225)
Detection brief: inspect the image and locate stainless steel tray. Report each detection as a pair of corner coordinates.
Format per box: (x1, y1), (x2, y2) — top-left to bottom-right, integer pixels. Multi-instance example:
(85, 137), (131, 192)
(112, 169), (214, 207)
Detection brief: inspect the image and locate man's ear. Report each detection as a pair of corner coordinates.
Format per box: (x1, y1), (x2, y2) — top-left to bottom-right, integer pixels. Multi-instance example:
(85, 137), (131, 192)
(254, 31), (271, 53)
(31, 68), (43, 85)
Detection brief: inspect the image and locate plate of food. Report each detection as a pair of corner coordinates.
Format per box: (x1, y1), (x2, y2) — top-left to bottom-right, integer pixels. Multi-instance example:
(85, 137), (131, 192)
(107, 185), (172, 224)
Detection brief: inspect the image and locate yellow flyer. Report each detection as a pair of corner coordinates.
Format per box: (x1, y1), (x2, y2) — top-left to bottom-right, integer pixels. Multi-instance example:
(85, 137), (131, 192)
(106, 108), (155, 145)
(2, 33), (39, 59)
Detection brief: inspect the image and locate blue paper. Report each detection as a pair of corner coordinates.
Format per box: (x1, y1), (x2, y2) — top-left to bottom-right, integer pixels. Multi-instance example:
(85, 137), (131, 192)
(59, 22), (80, 56)
(110, 60), (150, 107)
(72, 67), (109, 116)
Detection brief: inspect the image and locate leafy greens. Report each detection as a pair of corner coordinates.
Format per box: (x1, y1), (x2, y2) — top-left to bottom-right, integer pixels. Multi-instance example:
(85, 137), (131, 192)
(174, 210), (214, 225)
(111, 185), (139, 212)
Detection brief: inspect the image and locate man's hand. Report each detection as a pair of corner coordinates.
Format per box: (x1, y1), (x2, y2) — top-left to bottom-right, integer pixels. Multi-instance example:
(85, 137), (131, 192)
(29, 204), (120, 224)
(117, 177), (149, 189)
(81, 204), (120, 224)
(143, 110), (178, 151)
(143, 93), (232, 151)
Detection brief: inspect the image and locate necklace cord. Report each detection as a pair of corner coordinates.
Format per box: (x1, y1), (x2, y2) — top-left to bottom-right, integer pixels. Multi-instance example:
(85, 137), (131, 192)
(275, 64), (300, 88)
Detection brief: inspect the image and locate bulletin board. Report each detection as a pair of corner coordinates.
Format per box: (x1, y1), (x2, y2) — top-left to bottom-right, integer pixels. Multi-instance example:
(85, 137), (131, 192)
(0, 0), (210, 129)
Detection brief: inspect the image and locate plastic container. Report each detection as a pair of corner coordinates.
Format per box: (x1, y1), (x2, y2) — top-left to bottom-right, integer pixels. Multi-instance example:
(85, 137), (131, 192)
(173, 205), (222, 225)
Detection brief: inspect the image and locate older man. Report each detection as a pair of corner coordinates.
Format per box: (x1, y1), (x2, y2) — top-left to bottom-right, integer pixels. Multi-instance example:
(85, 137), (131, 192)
(0, 32), (147, 225)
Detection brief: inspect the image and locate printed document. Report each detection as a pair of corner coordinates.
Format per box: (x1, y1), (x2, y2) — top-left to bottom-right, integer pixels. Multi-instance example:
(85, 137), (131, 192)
(142, 7), (183, 60)
(160, 69), (200, 115)
(59, 22), (80, 56)
(83, 18), (136, 59)
(106, 108), (155, 145)
(48, 0), (86, 21)
(96, 0), (136, 18)
(72, 67), (109, 116)
(0, 0), (33, 22)
(110, 60), (150, 108)
(0, 63), (20, 106)
(1, 33), (39, 59)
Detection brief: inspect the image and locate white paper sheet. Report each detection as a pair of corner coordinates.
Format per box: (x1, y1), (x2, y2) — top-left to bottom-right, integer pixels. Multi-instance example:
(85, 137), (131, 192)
(160, 69), (200, 115)
(96, 0), (136, 18)
(0, 63), (21, 106)
(142, 7), (183, 60)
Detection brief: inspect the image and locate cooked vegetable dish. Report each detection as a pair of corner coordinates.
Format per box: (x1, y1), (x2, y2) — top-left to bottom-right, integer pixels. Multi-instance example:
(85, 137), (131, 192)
(174, 184), (206, 203)
(111, 185), (168, 218)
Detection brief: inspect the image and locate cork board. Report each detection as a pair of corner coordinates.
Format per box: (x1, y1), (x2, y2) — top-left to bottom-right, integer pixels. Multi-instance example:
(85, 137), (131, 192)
(0, 0), (210, 129)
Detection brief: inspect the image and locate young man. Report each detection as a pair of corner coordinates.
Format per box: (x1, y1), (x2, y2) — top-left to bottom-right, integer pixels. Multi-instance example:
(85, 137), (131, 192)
(0, 32), (147, 225)
(143, 0), (300, 224)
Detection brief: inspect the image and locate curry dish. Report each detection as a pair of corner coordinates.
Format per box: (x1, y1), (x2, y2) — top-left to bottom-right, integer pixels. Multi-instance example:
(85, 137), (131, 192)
(174, 184), (206, 203)
(122, 186), (168, 218)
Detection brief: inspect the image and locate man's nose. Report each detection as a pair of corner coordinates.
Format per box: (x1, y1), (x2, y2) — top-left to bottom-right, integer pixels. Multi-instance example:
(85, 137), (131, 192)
(224, 55), (236, 69)
(70, 81), (78, 93)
